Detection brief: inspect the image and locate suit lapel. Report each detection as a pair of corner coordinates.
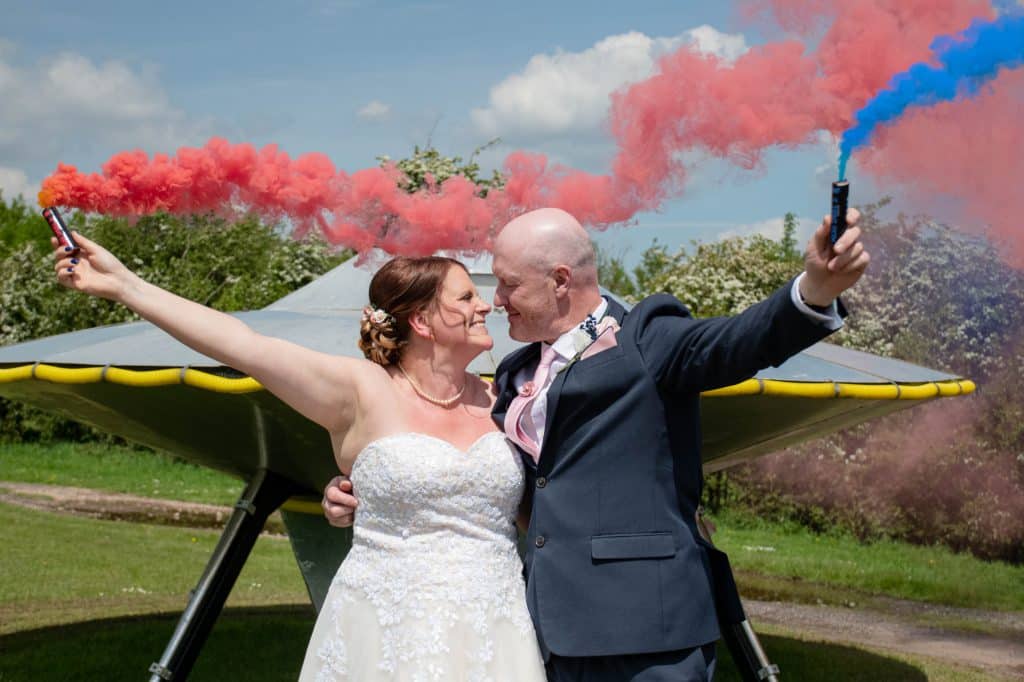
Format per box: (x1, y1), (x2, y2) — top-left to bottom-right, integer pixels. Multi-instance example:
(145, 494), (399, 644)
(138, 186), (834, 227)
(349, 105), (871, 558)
(492, 343), (541, 474)
(537, 296), (628, 470)
(604, 295), (628, 326)
(493, 342), (541, 419)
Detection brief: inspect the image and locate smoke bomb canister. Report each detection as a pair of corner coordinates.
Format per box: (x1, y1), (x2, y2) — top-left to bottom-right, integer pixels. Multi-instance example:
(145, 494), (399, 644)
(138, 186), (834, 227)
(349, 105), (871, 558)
(830, 181), (849, 245)
(42, 207), (79, 251)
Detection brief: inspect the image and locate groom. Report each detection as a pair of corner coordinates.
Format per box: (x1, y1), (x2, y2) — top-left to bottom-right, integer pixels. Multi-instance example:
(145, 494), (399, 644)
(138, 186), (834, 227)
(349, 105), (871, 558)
(325, 207), (868, 680)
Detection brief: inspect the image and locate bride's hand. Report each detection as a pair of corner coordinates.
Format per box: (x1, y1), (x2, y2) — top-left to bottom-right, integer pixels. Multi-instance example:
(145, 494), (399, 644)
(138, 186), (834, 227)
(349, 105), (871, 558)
(323, 475), (358, 528)
(53, 232), (134, 302)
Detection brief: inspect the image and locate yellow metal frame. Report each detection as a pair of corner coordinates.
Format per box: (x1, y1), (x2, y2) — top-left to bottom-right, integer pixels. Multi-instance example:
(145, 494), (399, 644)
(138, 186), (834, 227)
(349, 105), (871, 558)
(0, 363), (976, 515)
(1, 362), (975, 399)
(0, 363), (262, 393)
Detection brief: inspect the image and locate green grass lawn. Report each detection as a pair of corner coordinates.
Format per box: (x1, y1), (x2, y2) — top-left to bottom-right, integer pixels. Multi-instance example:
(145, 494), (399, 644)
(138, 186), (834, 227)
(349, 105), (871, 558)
(0, 441), (243, 504)
(0, 456), (1015, 679)
(709, 509), (1024, 613)
(4, 441), (1022, 615)
(0, 502), (308, 635)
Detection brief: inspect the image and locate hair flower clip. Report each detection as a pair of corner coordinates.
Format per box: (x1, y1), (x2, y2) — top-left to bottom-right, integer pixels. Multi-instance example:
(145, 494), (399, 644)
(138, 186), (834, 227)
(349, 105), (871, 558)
(362, 305), (393, 325)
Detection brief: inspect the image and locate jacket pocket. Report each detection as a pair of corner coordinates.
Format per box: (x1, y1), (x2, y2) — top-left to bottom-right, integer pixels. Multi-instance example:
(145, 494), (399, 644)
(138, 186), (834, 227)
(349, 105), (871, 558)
(591, 531), (676, 560)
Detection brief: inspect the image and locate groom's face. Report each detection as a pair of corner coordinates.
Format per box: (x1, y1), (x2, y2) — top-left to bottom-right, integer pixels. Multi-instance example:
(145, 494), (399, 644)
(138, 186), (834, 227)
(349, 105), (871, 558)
(492, 254), (558, 343)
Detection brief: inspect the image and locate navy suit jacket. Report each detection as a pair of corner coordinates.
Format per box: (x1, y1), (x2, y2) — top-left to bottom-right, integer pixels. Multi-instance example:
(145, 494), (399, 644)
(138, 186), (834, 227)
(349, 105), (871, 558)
(492, 278), (837, 658)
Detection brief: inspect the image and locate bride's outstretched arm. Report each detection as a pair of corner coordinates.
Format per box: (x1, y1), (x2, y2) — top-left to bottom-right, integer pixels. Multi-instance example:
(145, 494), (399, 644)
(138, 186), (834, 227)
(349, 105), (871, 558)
(54, 232), (364, 432)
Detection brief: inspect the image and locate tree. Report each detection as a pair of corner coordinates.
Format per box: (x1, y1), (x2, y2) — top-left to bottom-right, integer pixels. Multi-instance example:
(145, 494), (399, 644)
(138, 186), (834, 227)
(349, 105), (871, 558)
(594, 245), (638, 298)
(635, 233), (803, 317)
(0, 192), (52, 259)
(780, 211), (799, 261)
(378, 140), (505, 196)
(837, 204), (1024, 379)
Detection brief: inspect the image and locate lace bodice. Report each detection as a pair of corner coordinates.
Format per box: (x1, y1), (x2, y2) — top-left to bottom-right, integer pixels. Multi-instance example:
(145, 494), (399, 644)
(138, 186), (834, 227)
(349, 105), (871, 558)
(309, 431), (540, 681)
(349, 431), (524, 552)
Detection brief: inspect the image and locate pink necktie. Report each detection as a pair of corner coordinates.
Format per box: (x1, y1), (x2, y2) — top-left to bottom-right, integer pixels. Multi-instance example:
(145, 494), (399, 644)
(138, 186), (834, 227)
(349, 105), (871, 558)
(504, 344), (559, 462)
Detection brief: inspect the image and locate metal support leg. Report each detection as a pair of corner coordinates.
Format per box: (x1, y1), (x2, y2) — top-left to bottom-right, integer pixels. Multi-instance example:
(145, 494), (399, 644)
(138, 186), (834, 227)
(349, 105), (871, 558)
(696, 507), (781, 682)
(147, 469), (299, 681)
(722, 620), (781, 682)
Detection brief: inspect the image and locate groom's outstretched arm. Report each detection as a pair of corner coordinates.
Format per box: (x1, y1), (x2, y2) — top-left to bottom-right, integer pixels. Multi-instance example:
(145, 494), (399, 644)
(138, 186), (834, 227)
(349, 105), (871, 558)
(323, 475), (357, 528)
(637, 210), (869, 394)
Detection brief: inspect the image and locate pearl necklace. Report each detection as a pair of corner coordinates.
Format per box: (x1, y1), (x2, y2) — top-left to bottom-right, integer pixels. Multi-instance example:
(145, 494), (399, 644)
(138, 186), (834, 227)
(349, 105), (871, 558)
(397, 363), (466, 407)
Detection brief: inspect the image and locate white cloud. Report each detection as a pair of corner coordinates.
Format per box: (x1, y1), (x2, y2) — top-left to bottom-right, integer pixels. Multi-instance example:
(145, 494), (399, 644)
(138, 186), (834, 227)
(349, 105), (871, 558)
(471, 25), (748, 140)
(814, 130), (841, 182)
(0, 44), (211, 182)
(720, 215), (818, 242)
(0, 166), (38, 202)
(357, 100), (391, 121)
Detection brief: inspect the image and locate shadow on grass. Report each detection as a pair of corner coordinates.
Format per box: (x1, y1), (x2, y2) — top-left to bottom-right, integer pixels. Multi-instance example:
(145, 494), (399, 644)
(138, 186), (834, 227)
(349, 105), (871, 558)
(716, 634), (928, 681)
(0, 604), (316, 681)
(1, 606), (929, 681)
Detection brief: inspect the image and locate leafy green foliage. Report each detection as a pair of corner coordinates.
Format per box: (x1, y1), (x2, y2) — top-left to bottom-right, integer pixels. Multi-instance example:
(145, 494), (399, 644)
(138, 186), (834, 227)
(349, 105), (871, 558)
(631, 235), (803, 316)
(0, 204), (349, 442)
(594, 246), (638, 298)
(0, 192), (51, 259)
(837, 205), (1024, 379)
(598, 228), (804, 315)
(780, 211), (800, 261)
(378, 140), (505, 196)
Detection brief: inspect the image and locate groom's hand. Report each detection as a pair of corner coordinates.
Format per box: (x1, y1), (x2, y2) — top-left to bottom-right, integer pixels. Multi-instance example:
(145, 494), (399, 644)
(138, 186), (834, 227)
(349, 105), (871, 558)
(800, 208), (870, 306)
(322, 475), (358, 528)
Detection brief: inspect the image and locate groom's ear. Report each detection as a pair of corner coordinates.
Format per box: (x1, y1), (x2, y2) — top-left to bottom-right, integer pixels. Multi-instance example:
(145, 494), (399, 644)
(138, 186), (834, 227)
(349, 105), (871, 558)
(407, 307), (434, 340)
(552, 264), (572, 298)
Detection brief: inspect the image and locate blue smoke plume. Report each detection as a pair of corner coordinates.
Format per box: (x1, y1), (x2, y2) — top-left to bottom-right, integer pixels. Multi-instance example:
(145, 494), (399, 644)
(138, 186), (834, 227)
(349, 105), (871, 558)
(838, 12), (1024, 180)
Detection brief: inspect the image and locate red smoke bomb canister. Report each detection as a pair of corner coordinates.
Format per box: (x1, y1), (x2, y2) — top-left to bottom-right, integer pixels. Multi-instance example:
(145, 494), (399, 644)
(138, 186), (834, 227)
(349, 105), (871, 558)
(42, 207), (79, 252)
(830, 181), (849, 245)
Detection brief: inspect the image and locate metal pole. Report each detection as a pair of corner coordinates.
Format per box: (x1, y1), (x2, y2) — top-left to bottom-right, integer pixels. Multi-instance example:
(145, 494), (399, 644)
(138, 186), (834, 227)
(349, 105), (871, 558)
(696, 507), (781, 682)
(147, 469), (299, 681)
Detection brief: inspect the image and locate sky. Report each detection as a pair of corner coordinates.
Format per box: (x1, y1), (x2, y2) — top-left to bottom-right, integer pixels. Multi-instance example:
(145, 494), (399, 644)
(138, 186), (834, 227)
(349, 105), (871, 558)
(1, 0), (905, 264)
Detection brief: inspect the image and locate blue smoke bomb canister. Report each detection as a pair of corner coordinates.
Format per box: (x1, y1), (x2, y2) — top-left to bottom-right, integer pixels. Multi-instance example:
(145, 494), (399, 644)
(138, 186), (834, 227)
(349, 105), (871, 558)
(830, 180), (849, 245)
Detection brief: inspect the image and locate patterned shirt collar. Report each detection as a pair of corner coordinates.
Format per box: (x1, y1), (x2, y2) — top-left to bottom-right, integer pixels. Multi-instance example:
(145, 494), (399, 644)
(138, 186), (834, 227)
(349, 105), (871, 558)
(547, 299), (609, 361)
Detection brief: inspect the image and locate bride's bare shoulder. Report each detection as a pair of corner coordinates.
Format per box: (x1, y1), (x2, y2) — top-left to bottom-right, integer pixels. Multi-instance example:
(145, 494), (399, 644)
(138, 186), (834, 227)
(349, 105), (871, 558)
(349, 358), (395, 391)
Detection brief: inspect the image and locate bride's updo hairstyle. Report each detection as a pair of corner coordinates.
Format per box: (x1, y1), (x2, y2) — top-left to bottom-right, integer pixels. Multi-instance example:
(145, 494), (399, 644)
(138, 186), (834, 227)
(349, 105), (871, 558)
(359, 256), (467, 366)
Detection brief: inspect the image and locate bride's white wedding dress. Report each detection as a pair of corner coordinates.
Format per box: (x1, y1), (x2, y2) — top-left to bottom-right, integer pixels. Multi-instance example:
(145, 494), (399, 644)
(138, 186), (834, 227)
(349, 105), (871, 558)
(299, 431), (546, 681)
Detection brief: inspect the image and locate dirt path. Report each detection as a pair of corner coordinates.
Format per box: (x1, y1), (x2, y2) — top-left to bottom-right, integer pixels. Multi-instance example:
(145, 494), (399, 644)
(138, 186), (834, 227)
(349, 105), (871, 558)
(746, 598), (1024, 679)
(2, 481), (1022, 679)
(0, 481), (286, 534)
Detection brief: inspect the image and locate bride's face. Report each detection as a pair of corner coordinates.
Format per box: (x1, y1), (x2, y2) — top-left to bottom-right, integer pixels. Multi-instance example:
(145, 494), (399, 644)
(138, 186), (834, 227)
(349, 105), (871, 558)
(426, 266), (493, 354)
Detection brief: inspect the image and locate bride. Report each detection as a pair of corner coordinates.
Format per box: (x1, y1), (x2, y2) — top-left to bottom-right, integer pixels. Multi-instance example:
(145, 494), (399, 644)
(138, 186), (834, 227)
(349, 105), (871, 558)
(53, 234), (546, 681)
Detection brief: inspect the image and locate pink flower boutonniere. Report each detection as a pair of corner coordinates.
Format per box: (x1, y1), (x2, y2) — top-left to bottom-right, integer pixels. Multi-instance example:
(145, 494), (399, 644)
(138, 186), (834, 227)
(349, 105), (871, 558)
(518, 381), (537, 397)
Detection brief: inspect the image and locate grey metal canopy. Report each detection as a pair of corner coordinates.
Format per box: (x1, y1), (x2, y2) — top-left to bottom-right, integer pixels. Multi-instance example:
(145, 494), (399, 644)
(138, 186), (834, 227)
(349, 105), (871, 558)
(0, 251), (970, 484)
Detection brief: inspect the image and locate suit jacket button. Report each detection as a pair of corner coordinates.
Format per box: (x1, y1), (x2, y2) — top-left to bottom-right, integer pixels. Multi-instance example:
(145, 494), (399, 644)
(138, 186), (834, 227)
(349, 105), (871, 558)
(536, 476), (547, 488)
(535, 535), (546, 548)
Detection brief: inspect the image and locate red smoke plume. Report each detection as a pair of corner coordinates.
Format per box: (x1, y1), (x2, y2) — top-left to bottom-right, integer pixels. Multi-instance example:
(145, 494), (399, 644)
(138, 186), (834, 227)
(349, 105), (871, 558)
(39, 0), (1006, 256)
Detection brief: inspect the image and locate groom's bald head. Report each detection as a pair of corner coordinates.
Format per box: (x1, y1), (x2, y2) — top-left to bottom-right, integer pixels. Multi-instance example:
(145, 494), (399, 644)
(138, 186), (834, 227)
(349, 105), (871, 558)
(492, 208), (603, 343)
(494, 208), (598, 281)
